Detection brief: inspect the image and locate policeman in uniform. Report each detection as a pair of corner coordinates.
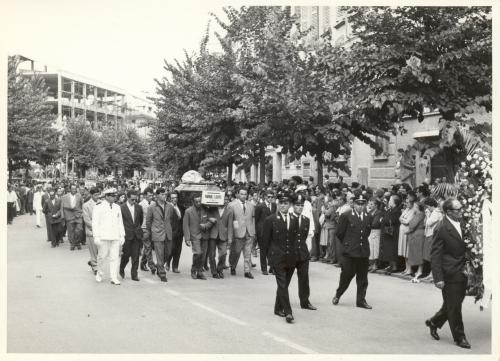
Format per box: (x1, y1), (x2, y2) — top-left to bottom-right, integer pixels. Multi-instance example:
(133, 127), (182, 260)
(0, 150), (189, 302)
(263, 191), (299, 323)
(332, 193), (373, 309)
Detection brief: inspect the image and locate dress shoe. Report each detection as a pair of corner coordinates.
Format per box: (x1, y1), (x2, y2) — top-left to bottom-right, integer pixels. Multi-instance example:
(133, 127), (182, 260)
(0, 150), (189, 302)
(285, 314), (294, 323)
(165, 265), (170, 272)
(269, 268), (274, 275)
(251, 263), (256, 268)
(93, 270), (97, 275)
(77, 245), (82, 250)
(230, 268), (236, 276)
(51, 244), (56, 248)
(218, 271), (224, 279)
(119, 269), (125, 279)
(425, 320), (440, 340)
(455, 338), (471, 349)
(301, 302), (317, 310)
(110, 280), (121, 285)
(87, 261), (93, 268)
(203, 266), (209, 272)
(140, 264), (150, 272)
(191, 271), (197, 280)
(332, 296), (340, 305)
(274, 310), (286, 317)
(212, 273), (221, 279)
(160, 276), (168, 282)
(172, 268), (180, 273)
(197, 273), (207, 280)
(244, 272), (254, 279)
(262, 270), (269, 275)
(151, 268), (157, 275)
(356, 300), (372, 309)
(131, 276), (140, 281)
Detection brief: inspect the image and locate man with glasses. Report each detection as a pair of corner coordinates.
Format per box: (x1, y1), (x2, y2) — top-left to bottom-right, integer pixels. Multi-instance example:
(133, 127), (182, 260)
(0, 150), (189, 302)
(255, 190), (276, 275)
(166, 191), (183, 273)
(119, 190), (144, 281)
(92, 188), (125, 285)
(425, 198), (471, 349)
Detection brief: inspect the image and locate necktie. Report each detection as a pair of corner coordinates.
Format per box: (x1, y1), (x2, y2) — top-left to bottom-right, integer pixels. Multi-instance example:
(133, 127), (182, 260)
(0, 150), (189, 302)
(243, 202), (246, 214)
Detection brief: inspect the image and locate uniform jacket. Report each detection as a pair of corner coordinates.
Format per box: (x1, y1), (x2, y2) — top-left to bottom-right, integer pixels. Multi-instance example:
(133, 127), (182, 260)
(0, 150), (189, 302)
(208, 206), (232, 241)
(255, 201), (277, 239)
(227, 200), (256, 239)
(92, 202), (125, 242)
(293, 213), (310, 261)
(121, 202), (144, 241)
(335, 209), (372, 258)
(145, 202), (174, 242)
(263, 213), (299, 267)
(82, 199), (97, 236)
(431, 216), (467, 283)
(42, 197), (63, 224)
(60, 193), (84, 222)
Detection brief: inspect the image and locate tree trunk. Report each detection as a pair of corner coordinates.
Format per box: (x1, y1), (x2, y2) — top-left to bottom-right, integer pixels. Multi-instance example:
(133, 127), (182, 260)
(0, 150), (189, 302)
(227, 163), (233, 184)
(317, 154), (324, 187)
(8, 159), (13, 182)
(259, 144), (266, 186)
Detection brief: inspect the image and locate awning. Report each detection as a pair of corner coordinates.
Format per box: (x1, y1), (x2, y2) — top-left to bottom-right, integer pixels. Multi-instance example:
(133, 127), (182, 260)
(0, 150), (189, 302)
(413, 129), (440, 139)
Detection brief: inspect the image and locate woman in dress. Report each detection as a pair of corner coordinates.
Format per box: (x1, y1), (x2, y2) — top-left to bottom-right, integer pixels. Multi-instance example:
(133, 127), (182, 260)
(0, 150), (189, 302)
(406, 200), (425, 282)
(319, 195), (336, 262)
(380, 194), (403, 274)
(367, 198), (383, 272)
(398, 192), (417, 275)
(421, 197), (442, 281)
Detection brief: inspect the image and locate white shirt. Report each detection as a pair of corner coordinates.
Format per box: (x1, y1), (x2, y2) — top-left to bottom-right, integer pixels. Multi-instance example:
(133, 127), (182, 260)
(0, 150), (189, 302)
(446, 215), (462, 238)
(92, 201), (125, 242)
(127, 202), (135, 223)
(218, 207), (224, 217)
(69, 193), (76, 208)
(7, 190), (18, 203)
(33, 191), (43, 211)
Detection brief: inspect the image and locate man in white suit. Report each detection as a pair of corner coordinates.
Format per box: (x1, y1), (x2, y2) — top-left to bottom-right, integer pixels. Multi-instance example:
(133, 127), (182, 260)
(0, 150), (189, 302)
(33, 185), (44, 228)
(228, 188), (256, 279)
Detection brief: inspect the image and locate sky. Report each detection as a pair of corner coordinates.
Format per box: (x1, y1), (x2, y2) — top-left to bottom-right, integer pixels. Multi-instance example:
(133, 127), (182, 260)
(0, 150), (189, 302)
(4, 0), (229, 98)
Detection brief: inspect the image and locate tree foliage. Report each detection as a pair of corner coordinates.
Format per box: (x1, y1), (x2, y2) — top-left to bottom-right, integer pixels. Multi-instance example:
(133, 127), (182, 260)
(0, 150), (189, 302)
(8, 55), (60, 174)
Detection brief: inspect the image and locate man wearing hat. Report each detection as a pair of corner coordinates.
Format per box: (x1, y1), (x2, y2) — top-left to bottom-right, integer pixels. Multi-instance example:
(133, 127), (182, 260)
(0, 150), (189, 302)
(92, 188), (125, 285)
(263, 191), (299, 324)
(294, 185), (315, 251)
(332, 192), (373, 309)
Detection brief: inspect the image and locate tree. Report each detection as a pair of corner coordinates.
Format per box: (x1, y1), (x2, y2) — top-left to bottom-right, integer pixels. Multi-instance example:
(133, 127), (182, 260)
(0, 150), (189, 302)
(62, 118), (104, 178)
(7, 55), (60, 178)
(329, 7), (492, 170)
(122, 127), (151, 178)
(98, 127), (130, 175)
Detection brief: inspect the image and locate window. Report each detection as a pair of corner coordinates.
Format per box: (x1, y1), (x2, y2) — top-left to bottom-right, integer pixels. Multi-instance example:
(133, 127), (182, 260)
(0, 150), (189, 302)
(373, 136), (390, 160)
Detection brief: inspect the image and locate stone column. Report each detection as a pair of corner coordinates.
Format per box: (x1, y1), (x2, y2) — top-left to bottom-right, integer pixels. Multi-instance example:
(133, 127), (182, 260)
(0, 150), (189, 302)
(272, 152), (282, 182)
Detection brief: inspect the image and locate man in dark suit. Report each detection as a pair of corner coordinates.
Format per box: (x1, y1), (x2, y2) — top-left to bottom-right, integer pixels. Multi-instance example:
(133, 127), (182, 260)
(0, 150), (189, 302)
(425, 198), (471, 349)
(332, 193), (373, 309)
(166, 191), (184, 273)
(119, 190), (144, 281)
(26, 185), (34, 215)
(255, 190), (277, 275)
(263, 191), (299, 324)
(291, 194), (317, 310)
(42, 188), (64, 247)
(60, 184), (84, 250)
(207, 193), (232, 278)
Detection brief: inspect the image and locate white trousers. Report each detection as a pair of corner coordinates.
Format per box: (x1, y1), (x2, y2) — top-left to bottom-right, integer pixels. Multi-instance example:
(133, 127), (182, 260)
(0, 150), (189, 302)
(35, 209), (43, 227)
(97, 239), (121, 282)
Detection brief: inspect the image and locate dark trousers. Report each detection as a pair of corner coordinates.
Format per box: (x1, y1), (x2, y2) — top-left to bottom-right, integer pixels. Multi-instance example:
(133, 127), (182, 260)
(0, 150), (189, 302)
(45, 213), (53, 242)
(66, 221), (82, 247)
(296, 259), (310, 306)
(274, 263), (296, 315)
(335, 256), (369, 303)
(334, 237), (344, 264)
(19, 197), (26, 214)
(256, 234), (270, 272)
(429, 280), (467, 341)
(208, 237), (227, 275)
(49, 222), (64, 246)
(191, 239), (209, 273)
(120, 239), (142, 277)
(7, 202), (15, 223)
(167, 234), (183, 270)
(141, 234), (156, 270)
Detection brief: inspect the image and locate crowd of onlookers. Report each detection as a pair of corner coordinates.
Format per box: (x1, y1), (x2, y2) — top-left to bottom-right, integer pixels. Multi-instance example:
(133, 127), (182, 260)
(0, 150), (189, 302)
(7, 174), (451, 285)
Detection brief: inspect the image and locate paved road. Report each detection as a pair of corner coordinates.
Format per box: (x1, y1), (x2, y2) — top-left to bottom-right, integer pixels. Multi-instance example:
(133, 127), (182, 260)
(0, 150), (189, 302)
(7, 213), (491, 354)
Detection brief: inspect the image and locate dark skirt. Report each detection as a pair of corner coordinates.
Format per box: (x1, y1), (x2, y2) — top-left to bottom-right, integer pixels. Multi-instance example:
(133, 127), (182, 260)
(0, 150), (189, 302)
(379, 228), (400, 263)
